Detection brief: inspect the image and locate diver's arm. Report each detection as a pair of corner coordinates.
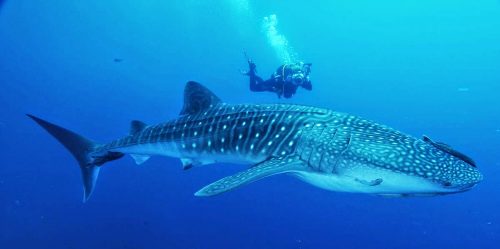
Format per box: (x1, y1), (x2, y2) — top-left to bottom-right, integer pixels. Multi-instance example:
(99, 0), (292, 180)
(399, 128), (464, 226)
(249, 74), (266, 92)
(302, 80), (312, 91)
(302, 63), (313, 91)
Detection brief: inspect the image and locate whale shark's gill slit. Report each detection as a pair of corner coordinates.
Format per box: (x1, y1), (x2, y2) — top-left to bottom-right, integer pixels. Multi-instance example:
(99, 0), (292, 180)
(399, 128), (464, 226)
(278, 112), (303, 156)
(273, 112), (296, 155)
(246, 117), (260, 155)
(345, 134), (352, 151)
(255, 112), (272, 154)
(306, 125), (327, 170)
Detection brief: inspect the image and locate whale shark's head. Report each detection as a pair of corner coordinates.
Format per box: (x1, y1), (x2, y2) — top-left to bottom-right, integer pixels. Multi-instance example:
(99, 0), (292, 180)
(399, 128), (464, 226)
(410, 146), (483, 196)
(311, 123), (484, 197)
(290, 124), (484, 197)
(372, 136), (483, 197)
(441, 161), (482, 192)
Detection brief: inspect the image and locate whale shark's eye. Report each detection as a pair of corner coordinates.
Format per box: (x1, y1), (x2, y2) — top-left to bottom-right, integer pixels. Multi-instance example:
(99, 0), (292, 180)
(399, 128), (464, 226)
(443, 181), (452, 187)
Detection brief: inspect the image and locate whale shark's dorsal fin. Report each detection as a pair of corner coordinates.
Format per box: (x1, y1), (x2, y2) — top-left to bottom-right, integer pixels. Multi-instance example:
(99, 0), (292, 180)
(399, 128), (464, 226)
(180, 81), (222, 115)
(422, 135), (477, 167)
(130, 120), (147, 135)
(195, 156), (305, 196)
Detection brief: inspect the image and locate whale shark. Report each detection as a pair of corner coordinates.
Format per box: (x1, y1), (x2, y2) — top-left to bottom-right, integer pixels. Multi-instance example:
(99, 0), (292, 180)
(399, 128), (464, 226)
(28, 81), (482, 201)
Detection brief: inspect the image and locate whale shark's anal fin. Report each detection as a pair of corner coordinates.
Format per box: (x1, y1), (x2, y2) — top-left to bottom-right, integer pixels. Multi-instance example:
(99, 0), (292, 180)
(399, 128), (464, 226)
(181, 158), (215, 170)
(195, 156), (305, 197)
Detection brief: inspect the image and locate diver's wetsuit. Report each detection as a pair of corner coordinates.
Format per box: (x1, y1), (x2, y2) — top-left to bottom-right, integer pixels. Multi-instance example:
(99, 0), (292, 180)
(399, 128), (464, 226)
(247, 63), (312, 99)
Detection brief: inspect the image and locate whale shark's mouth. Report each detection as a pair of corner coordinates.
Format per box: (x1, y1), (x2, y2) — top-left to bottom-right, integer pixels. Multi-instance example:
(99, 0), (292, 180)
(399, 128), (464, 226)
(442, 182), (478, 192)
(377, 193), (442, 197)
(377, 183), (477, 197)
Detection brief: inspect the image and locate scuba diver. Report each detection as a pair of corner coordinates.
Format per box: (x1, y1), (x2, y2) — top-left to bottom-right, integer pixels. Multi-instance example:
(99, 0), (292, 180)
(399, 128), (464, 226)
(242, 54), (312, 99)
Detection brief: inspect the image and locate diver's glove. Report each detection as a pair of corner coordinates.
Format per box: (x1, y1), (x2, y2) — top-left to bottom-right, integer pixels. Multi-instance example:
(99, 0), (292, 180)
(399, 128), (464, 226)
(248, 60), (257, 74)
(241, 60), (257, 76)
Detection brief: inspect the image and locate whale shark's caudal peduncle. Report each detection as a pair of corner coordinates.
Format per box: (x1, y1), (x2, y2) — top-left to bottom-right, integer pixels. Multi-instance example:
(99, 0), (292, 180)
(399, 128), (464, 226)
(28, 81), (482, 202)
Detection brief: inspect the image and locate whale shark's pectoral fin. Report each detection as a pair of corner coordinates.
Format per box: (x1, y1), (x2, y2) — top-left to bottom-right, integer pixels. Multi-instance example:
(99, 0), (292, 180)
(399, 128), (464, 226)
(355, 178), (383, 186)
(195, 156), (305, 197)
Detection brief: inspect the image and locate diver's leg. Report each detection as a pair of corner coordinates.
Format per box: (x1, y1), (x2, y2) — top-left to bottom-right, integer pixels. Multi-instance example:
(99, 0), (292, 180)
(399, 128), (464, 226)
(282, 83), (294, 98)
(246, 61), (268, 92)
(249, 74), (267, 92)
(245, 61), (279, 95)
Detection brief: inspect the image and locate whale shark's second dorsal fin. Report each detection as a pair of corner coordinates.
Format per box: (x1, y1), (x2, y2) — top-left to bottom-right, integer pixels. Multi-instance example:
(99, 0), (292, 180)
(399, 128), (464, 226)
(180, 81), (222, 115)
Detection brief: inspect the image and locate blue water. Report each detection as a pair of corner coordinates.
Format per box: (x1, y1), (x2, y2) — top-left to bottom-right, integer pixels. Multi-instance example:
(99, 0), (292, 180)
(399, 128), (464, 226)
(1, 1), (500, 248)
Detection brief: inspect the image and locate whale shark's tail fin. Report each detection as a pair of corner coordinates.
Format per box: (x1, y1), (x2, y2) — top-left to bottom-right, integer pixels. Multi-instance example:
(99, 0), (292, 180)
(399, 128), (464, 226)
(27, 114), (123, 202)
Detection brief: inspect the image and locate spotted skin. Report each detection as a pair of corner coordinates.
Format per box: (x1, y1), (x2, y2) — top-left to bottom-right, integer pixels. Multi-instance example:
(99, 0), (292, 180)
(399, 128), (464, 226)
(94, 101), (481, 196)
(295, 117), (482, 189)
(30, 82), (483, 199)
(97, 104), (335, 165)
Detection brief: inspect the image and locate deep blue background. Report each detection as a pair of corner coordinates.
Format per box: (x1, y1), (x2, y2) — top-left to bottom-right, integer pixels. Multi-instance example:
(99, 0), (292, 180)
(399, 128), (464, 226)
(1, 1), (499, 248)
